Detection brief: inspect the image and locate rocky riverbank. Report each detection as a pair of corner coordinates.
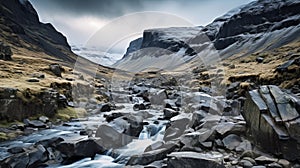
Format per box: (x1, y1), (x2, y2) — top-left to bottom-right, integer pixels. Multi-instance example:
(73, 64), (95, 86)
(1, 68), (300, 167)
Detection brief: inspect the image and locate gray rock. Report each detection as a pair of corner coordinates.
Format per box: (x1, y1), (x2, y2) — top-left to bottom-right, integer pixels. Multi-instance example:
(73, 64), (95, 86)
(26, 78), (40, 82)
(127, 142), (177, 165)
(39, 116), (49, 123)
(7, 147), (25, 154)
(239, 159), (253, 168)
(215, 122), (246, 137)
(150, 89), (168, 105)
(57, 139), (105, 163)
(277, 159), (290, 168)
(163, 108), (179, 119)
(222, 134), (242, 150)
(255, 156), (277, 165)
(96, 115), (143, 148)
(242, 85), (300, 160)
(99, 103), (111, 112)
(167, 151), (225, 168)
(24, 119), (47, 128)
(0, 42), (12, 60)
(235, 139), (252, 152)
(256, 57), (264, 63)
(49, 64), (62, 77)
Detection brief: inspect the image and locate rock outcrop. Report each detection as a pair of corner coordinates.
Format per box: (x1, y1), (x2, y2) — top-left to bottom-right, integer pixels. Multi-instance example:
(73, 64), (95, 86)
(242, 85), (300, 161)
(0, 87), (58, 121)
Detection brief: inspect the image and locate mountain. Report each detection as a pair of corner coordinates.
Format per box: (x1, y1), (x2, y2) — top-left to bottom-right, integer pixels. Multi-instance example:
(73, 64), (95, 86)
(116, 0), (300, 71)
(0, 0), (113, 123)
(0, 0), (75, 63)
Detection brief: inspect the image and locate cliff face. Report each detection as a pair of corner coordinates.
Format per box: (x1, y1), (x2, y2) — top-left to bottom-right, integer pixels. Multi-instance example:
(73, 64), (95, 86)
(120, 0), (300, 67)
(0, 0), (75, 63)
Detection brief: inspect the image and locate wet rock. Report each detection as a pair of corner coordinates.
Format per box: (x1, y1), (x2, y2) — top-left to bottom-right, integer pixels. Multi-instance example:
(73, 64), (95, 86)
(163, 108), (179, 119)
(0, 42), (12, 60)
(200, 141), (213, 149)
(98, 103), (111, 112)
(277, 159), (290, 168)
(164, 118), (190, 142)
(215, 122), (246, 137)
(36, 137), (64, 148)
(267, 162), (282, 168)
(7, 147), (25, 154)
(1, 151), (30, 168)
(164, 99), (179, 111)
(235, 139), (252, 152)
(95, 124), (132, 148)
(49, 63), (63, 77)
(28, 145), (48, 167)
(197, 128), (216, 143)
(180, 132), (202, 147)
(150, 89), (168, 105)
(127, 142), (177, 165)
(255, 156), (278, 165)
(79, 129), (93, 136)
(57, 139), (105, 163)
(239, 159), (254, 168)
(24, 119), (47, 128)
(222, 134), (242, 150)
(39, 116), (49, 123)
(104, 112), (124, 122)
(167, 151), (225, 168)
(96, 115), (143, 148)
(133, 103), (146, 111)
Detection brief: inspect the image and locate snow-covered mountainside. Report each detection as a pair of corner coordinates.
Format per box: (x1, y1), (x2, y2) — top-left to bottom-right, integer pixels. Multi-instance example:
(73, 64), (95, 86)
(115, 0), (300, 71)
(72, 45), (122, 67)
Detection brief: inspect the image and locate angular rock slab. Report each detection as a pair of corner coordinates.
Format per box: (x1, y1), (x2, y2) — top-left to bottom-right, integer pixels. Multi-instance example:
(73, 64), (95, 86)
(167, 151), (225, 168)
(243, 85), (300, 161)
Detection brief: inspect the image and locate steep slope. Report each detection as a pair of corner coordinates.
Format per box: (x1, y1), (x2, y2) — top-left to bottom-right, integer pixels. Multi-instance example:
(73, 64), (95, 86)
(0, 0), (114, 124)
(0, 0), (75, 63)
(116, 0), (300, 71)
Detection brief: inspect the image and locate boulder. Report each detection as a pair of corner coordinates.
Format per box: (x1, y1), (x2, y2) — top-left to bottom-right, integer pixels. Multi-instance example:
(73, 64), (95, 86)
(26, 78), (40, 82)
(57, 139), (105, 163)
(1, 145), (48, 168)
(0, 42), (12, 60)
(49, 64), (63, 77)
(222, 134), (242, 151)
(167, 151), (225, 168)
(242, 85), (300, 160)
(99, 103), (111, 112)
(39, 116), (49, 123)
(163, 108), (179, 119)
(150, 89), (168, 105)
(126, 142), (177, 165)
(95, 115), (143, 148)
(24, 119), (47, 128)
(7, 147), (25, 154)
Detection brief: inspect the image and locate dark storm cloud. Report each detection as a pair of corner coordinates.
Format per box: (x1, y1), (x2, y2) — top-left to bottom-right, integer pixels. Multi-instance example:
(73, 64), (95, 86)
(30, 0), (157, 18)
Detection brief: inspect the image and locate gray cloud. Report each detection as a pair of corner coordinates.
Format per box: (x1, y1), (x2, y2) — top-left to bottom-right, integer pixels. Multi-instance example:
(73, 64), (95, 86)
(30, 0), (152, 18)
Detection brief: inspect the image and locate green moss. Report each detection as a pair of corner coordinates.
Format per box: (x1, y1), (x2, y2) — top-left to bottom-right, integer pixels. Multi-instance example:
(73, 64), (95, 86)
(55, 107), (87, 121)
(0, 132), (8, 141)
(0, 120), (23, 128)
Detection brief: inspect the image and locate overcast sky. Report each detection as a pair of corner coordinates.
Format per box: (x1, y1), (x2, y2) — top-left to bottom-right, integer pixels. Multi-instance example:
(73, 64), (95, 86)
(29, 0), (253, 52)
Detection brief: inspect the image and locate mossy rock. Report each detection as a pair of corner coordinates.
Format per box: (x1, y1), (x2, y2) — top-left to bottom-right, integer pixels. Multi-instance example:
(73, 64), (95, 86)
(55, 107), (87, 121)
